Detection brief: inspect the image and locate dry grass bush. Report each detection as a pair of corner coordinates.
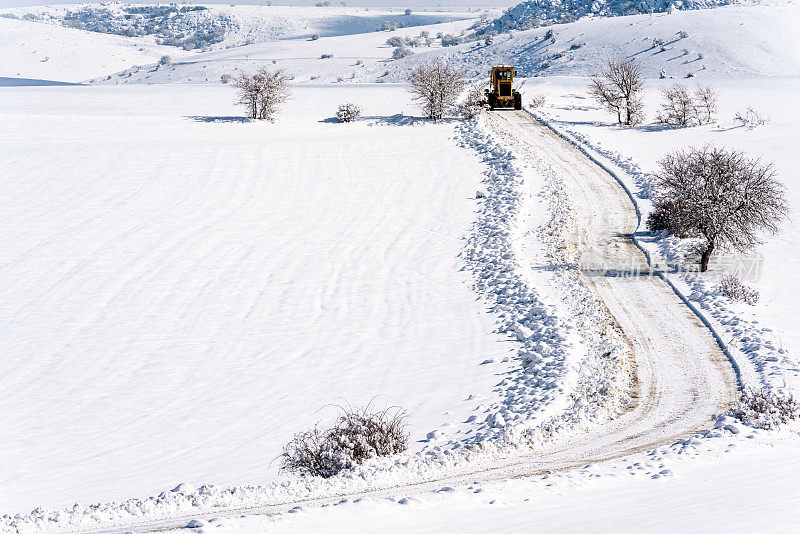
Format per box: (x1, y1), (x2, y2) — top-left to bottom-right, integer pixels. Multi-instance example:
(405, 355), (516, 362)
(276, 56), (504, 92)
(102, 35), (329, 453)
(280, 405), (408, 477)
(734, 107), (770, 129)
(732, 389), (800, 429)
(335, 102), (362, 122)
(528, 93), (547, 108)
(718, 274), (759, 304)
(460, 83), (485, 119)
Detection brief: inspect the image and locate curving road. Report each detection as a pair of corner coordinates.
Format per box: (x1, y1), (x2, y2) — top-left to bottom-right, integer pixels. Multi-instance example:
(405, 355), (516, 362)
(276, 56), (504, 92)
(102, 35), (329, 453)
(81, 111), (739, 534)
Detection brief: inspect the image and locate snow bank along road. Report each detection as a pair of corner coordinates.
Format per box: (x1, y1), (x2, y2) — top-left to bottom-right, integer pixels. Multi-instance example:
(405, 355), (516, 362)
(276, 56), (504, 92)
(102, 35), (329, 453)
(71, 110), (740, 534)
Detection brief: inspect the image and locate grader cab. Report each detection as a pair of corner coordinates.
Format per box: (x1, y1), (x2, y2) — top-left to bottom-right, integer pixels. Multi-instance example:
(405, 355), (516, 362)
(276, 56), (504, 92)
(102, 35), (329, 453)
(485, 66), (522, 110)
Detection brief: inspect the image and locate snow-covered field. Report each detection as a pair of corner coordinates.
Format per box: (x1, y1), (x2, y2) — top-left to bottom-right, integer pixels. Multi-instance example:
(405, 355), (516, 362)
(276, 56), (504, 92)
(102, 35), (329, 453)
(3, 1), (800, 532)
(0, 84), (520, 513)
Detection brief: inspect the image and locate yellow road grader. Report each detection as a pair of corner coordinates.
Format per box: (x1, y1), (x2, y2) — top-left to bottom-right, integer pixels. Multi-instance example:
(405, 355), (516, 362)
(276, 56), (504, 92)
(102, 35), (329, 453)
(485, 66), (522, 110)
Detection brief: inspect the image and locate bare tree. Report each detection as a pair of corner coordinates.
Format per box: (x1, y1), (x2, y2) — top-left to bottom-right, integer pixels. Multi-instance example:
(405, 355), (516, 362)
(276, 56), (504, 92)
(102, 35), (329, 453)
(694, 84), (718, 125)
(233, 67), (291, 120)
(657, 83), (719, 127)
(657, 83), (694, 126)
(652, 146), (788, 272)
(408, 58), (466, 120)
(588, 59), (644, 125)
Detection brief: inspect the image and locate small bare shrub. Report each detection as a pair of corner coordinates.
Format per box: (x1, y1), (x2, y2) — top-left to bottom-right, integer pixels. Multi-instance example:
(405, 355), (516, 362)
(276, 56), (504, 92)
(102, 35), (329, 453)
(392, 46), (413, 59)
(719, 275), (759, 304)
(386, 36), (404, 47)
(528, 92), (547, 108)
(310, 33), (320, 40)
(320, 53), (334, 59)
(658, 83), (694, 126)
(380, 20), (398, 31)
(658, 83), (718, 126)
(404, 8), (412, 15)
(678, 30), (689, 39)
(734, 107), (770, 129)
(460, 83), (485, 118)
(336, 102), (362, 122)
(694, 85), (718, 124)
(280, 405), (408, 478)
(732, 389), (800, 429)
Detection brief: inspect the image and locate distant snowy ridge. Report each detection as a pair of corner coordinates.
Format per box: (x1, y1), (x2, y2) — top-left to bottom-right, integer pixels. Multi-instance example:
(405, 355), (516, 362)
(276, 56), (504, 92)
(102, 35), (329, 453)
(483, 0), (741, 32)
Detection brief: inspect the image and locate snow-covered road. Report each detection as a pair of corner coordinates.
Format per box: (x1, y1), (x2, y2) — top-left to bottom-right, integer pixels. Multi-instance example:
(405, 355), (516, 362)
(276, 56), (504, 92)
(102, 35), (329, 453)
(484, 111), (739, 456)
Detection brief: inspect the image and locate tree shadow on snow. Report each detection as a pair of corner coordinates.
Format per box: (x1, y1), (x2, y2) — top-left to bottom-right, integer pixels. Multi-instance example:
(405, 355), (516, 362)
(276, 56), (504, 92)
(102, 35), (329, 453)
(186, 116), (250, 123)
(319, 114), (462, 126)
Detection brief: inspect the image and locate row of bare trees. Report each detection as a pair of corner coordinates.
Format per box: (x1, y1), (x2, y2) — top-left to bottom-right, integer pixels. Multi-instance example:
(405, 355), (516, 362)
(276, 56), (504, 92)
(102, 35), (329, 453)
(589, 59), (719, 127)
(230, 59), (467, 122)
(657, 83), (717, 127)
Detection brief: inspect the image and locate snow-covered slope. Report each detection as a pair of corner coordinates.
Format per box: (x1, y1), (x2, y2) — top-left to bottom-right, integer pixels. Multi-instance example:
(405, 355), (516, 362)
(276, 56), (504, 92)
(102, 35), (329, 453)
(484, 0), (740, 31)
(0, 4), (479, 83)
(96, 3), (800, 87)
(392, 3), (800, 80)
(0, 15), (193, 82)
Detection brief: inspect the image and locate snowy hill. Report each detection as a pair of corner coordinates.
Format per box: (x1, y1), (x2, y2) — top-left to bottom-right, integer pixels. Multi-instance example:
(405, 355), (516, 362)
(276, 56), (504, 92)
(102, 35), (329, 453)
(3, 4), (476, 49)
(482, 0), (742, 31)
(84, 3), (800, 88)
(0, 15), (194, 82)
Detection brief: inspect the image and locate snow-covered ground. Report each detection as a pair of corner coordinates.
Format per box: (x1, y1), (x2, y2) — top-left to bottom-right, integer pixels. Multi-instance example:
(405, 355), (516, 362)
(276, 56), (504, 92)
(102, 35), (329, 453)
(3, 1), (800, 532)
(0, 83), (524, 514)
(168, 430), (800, 533)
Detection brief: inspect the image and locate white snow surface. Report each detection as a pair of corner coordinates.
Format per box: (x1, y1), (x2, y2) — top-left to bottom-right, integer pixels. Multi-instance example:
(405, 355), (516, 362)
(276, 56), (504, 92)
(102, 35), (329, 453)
(0, 84), (519, 514)
(3, 2), (800, 533)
